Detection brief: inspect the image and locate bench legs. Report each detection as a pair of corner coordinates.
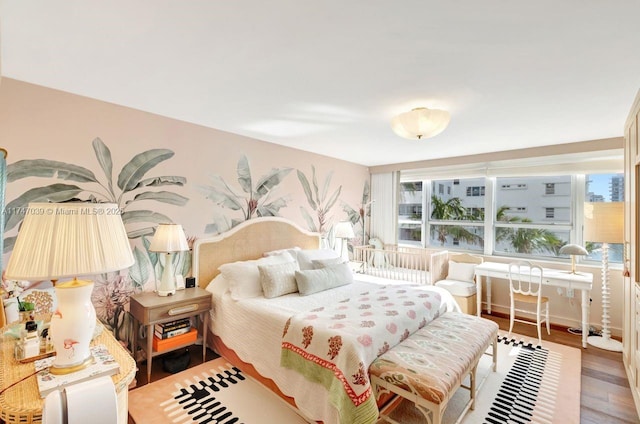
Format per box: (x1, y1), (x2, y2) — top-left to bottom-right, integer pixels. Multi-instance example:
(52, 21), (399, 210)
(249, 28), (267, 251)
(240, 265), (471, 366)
(372, 334), (498, 424)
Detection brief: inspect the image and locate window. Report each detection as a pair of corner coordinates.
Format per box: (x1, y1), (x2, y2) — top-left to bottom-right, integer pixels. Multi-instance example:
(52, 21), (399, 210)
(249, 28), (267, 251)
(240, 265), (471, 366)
(466, 186), (485, 197)
(584, 173), (624, 264)
(399, 173), (624, 262)
(501, 183), (527, 190)
(398, 182), (423, 245)
(494, 176), (571, 258)
(429, 178), (484, 252)
(545, 183), (555, 195)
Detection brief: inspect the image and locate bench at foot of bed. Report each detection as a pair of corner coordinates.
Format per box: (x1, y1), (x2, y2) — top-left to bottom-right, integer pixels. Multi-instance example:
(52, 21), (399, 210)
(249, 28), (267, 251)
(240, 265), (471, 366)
(369, 312), (498, 424)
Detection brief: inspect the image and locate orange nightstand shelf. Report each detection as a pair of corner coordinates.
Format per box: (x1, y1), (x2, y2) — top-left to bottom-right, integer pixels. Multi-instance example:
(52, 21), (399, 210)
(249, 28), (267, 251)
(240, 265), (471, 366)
(152, 327), (197, 352)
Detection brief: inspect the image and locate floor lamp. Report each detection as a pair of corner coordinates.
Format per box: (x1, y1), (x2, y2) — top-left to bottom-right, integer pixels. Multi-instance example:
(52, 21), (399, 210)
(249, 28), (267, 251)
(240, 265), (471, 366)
(584, 202), (624, 352)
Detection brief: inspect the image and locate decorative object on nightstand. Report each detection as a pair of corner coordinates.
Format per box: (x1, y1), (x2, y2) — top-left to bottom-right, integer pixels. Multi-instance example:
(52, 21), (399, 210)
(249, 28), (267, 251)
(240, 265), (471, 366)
(391, 107), (450, 140)
(559, 243), (588, 274)
(334, 221), (355, 261)
(5, 202), (134, 374)
(584, 201), (624, 352)
(149, 223), (189, 296)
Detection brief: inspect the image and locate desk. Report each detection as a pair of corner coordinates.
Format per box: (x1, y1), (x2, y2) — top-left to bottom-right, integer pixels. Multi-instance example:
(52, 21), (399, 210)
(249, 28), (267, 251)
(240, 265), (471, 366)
(474, 262), (593, 348)
(0, 323), (136, 424)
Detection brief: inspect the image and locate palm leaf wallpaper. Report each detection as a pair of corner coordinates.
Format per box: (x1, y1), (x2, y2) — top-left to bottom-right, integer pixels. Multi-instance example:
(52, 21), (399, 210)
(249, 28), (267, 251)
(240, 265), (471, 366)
(3, 136), (368, 344)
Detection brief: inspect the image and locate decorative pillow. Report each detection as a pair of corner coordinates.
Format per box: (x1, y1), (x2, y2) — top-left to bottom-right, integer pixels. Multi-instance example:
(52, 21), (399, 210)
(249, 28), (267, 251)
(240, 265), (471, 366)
(295, 262), (353, 296)
(219, 252), (295, 300)
(312, 257), (346, 269)
(297, 249), (341, 270)
(259, 260), (300, 298)
(446, 261), (477, 283)
(263, 247), (301, 260)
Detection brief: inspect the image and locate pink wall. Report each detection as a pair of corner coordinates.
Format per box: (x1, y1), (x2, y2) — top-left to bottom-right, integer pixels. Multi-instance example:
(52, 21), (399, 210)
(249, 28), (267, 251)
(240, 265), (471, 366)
(0, 78), (369, 339)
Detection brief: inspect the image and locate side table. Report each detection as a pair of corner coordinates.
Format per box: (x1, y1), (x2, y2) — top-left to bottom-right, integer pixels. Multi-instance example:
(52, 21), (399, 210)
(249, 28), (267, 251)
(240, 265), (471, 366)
(129, 287), (211, 383)
(0, 323), (136, 424)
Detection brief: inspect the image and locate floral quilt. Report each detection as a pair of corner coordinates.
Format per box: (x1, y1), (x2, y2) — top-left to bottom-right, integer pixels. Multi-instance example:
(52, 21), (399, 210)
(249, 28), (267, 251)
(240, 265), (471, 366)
(280, 284), (443, 424)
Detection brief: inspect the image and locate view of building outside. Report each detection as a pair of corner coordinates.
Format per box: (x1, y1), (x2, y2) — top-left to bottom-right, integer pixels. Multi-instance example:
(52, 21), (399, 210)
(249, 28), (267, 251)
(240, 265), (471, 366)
(397, 173), (624, 262)
(585, 173), (624, 263)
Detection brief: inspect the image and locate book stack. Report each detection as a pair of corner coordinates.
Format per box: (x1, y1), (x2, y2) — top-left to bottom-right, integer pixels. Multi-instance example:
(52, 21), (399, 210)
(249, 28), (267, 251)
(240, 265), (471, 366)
(154, 318), (191, 340)
(152, 318), (197, 352)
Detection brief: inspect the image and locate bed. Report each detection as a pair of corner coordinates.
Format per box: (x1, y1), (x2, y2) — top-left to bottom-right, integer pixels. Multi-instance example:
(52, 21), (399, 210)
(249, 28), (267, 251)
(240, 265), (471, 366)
(193, 217), (459, 424)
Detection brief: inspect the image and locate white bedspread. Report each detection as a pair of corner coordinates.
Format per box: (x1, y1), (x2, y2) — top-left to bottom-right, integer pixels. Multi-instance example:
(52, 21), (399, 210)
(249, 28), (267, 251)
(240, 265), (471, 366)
(206, 273), (459, 423)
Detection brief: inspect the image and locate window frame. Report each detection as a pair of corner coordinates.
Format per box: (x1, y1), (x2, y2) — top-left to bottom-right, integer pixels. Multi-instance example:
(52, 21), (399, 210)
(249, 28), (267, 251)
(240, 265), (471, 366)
(398, 173), (622, 264)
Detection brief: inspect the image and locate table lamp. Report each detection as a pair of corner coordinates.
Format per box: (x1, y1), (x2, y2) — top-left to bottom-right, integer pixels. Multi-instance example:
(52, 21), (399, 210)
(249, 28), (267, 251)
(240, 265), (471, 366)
(584, 202), (623, 352)
(149, 223), (189, 296)
(334, 221), (355, 261)
(559, 243), (588, 274)
(5, 203), (134, 374)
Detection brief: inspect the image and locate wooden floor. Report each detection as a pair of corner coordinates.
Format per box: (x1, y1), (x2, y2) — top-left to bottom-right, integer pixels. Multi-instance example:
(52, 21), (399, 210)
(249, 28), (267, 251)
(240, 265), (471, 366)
(129, 315), (640, 424)
(484, 313), (640, 424)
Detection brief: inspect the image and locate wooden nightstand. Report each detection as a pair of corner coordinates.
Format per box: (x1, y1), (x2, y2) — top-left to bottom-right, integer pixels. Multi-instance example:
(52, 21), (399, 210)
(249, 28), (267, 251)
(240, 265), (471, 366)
(129, 288), (211, 384)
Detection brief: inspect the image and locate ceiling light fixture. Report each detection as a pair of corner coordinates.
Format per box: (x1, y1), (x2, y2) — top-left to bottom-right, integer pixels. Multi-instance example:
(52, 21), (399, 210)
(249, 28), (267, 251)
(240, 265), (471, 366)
(391, 107), (450, 140)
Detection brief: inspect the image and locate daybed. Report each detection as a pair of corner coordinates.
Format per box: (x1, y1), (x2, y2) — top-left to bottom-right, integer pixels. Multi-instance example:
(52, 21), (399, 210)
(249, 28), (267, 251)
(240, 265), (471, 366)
(192, 217), (488, 424)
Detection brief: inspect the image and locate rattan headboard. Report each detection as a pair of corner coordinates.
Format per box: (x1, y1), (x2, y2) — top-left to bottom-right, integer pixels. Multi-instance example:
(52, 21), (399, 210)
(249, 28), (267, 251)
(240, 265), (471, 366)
(192, 217), (322, 288)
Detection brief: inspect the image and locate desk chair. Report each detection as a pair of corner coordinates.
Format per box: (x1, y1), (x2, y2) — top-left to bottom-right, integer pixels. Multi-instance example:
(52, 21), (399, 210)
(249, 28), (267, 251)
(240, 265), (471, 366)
(434, 253), (483, 314)
(508, 261), (549, 344)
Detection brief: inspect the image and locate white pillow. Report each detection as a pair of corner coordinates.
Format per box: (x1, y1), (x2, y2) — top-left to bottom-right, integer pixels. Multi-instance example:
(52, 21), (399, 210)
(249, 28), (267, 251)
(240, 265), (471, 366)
(312, 257), (346, 269)
(446, 261), (477, 283)
(297, 249), (341, 270)
(295, 263), (353, 296)
(219, 252), (295, 300)
(263, 247), (301, 259)
(259, 260), (299, 298)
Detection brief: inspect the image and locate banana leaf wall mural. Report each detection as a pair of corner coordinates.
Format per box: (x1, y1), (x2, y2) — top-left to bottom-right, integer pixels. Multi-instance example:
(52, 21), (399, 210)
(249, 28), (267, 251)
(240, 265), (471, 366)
(342, 179), (371, 253)
(4, 137), (189, 341)
(200, 154), (293, 234)
(0, 80), (371, 348)
(297, 165), (342, 238)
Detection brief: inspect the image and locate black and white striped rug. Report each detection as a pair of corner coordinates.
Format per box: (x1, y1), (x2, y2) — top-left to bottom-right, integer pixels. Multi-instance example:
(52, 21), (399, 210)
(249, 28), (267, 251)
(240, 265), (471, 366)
(128, 357), (308, 424)
(383, 332), (581, 424)
(484, 336), (560, 424)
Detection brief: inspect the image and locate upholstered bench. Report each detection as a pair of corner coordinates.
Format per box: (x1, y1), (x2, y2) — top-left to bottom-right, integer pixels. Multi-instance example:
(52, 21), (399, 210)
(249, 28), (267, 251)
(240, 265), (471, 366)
(369, 312), (498, 424)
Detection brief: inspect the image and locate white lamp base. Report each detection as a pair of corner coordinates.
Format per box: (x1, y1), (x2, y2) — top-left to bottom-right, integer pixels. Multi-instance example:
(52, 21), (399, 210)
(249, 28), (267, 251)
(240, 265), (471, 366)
(587, 335), (623, 352)
(156, 287), (175, 297)
(156, 252), (176, 297)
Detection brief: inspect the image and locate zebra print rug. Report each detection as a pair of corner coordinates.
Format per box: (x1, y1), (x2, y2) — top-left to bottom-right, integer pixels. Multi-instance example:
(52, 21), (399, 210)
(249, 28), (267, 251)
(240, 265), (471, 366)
(384, 332), (581, 424)
(128, 357), (308, 424)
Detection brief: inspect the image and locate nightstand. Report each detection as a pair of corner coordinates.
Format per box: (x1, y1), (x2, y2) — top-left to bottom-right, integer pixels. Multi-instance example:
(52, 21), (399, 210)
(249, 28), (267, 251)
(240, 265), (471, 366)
(129, 288), (211, 384)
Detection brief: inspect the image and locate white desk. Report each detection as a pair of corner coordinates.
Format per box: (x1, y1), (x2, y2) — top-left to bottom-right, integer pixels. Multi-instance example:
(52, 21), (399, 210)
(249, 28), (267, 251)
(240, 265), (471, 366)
(474, 262), (593, 348)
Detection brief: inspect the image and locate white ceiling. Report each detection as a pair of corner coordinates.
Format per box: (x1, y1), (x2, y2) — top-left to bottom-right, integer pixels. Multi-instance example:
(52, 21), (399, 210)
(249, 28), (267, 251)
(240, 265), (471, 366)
(2, 1), (639, 167)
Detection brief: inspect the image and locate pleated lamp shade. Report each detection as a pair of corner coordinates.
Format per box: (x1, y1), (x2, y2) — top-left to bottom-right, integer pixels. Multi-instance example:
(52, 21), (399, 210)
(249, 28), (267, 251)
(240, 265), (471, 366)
(391, 107), (451, 140)
(583, 202), (623, 244)
(5, 202), (135, 281)
(5, 202), (134, 372)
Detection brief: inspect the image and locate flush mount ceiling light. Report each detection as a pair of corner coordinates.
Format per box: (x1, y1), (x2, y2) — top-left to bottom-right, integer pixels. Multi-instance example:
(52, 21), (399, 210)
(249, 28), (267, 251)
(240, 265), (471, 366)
(391, 107), (450, 140)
